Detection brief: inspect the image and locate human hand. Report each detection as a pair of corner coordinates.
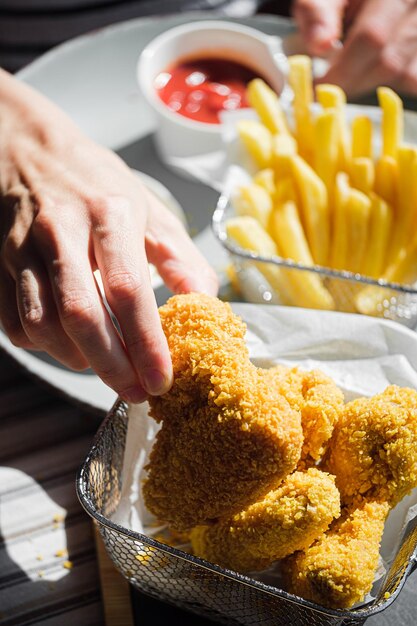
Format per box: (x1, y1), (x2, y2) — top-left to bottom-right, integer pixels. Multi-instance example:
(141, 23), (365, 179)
(292, 0), (417, 98)
(0, 69), (218, 403)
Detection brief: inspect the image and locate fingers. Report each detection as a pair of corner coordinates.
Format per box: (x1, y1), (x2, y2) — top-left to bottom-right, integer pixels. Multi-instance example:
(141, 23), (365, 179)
(1, 205), (89, 367)
(1, 144), (216, 402)
(402, 54), (417, 95)
(318, 0), (413, 96)
(0, 266), (35, 350)
(147, 229), (219, 295)
(33, 208), (150, 403)
(91, 195), (173, 397)
(15, 263), (89, 370)
(292, 0), (346, 55)
(379, 5), (417, 95)
(144, 190), (219, 296)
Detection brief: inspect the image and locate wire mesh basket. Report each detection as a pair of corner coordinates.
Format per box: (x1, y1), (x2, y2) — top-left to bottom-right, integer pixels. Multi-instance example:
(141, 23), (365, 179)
(76, 399), (417, 626)
(212, 193), (417, 329)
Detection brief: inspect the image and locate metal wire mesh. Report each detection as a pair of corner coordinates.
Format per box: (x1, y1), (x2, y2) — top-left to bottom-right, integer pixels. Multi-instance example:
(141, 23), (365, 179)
(77, 400), (417, 626)
(212, 195), (417, 328)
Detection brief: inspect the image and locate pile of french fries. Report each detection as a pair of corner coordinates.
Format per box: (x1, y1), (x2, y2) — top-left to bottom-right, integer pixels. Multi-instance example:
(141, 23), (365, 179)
(226, 55), (417, 315)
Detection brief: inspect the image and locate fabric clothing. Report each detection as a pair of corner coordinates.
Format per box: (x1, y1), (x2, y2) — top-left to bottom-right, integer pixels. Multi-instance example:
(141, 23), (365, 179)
(0, 0), (262, 72)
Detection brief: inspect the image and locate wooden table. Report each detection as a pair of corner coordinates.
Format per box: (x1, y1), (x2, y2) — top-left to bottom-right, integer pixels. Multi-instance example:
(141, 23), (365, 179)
(0, 349), (220, 626)
(0, 351), (104, 625)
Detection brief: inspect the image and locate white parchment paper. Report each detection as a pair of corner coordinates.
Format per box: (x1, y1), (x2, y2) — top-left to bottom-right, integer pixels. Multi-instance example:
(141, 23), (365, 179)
(112, 303), (417, 604)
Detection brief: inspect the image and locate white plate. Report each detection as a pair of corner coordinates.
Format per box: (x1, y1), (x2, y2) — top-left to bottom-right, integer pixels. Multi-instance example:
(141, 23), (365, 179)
(1, 13), (295, 414)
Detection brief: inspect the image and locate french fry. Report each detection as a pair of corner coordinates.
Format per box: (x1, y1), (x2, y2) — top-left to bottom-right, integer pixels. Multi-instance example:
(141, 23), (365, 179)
(274, 177), (298, 204)
(374, 155), (398, 208)
(291, 154), (330, 266)
(330, 172), (350, 270)
(247, 78), (290, 135)
(356, 237), (417, 316)
(377, 86), (403, 159)
(253, 168), (276, 196)
(232, 183), (273, 229)
(361, 193), (393, 278)
(316, 83), (350, 170)
(344, 187), (372, 274)
(314, 108), (339, 194)
(272, 134), (298, 179)
(351, 116), (373, 159)
(269, 198), (335, 310)
(385, 237), (417, 285)
(225, 216), (295, 305)
(234, 69), (417, 318)
(270, 199), (312, 265)
(388, 144), (417, 263)
(288, 55), (314, 162)
(354, 285), (384, 316)
(236, 119), (273, 168)
(225, 263), (241, 295)
(350, 157), (375, 194)
(315, 83), (346, 109)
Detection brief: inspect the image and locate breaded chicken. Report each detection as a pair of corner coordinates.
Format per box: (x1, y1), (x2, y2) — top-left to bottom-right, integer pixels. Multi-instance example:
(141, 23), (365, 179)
(285, 385), (417, 608)
(327, 385), (417, 506)
(266, 366), (344, 465)
(284, 499), (389, 609)
(190, 468), (340, 572)
(143, 294), (303, 530)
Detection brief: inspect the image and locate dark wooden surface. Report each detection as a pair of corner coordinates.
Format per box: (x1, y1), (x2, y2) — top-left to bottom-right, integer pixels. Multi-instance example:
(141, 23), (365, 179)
(0, 348), (218, 626)
(0, 351), (104, 625)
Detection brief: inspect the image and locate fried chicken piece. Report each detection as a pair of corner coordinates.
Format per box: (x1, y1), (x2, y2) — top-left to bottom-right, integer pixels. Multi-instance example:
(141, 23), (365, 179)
(285, 385), (417, 608)
(327, 385), (417, 506)
(143, 294), (303, 530)
(266, 366), (344, 465)
(284, 499), (389, 609)
(190, 468), (340, 572)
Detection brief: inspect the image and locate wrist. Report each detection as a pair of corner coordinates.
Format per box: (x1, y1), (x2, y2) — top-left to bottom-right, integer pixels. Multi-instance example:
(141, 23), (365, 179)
(0, 68), (82, 150)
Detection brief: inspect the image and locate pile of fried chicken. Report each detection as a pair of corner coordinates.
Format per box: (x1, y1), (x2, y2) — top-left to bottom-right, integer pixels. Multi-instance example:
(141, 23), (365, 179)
(142, 293), (417, 609)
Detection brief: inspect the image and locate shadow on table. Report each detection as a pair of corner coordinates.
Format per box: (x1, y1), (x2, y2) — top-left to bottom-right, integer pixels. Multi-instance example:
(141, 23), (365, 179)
(130, 587), (220, 626)
(0, 354), (103, 625)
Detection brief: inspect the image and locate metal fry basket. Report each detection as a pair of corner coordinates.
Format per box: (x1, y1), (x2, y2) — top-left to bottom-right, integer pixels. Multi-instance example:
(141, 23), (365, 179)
(212, 193), (417, 328)
(77, 399), (417, 626)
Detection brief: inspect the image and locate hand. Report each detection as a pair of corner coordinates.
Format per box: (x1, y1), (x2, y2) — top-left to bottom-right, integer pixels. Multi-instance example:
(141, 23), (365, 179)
(292, 0), (417, 98)
(0, 69), (218, 403)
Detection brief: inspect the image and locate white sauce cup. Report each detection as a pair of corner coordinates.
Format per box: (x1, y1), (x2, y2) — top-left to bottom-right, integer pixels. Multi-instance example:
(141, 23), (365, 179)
(137, 20), (288, 165)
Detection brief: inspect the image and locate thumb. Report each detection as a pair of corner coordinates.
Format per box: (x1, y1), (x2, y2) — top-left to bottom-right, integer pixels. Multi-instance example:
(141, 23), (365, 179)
(292, 0), (346, 55)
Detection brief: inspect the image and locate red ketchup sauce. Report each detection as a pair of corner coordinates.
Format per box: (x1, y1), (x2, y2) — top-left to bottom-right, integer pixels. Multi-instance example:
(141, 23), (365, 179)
(154, 57), (263, 124)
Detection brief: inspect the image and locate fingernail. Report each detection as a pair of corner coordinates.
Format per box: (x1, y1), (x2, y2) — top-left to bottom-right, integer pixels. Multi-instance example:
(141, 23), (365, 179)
(310, 24), (329, 41)
(121, 385), (148, 404)
(309, 24), (335, 52)
(142, 368), (172, 396)
(188, 284), (217, 297)
(182, 276), (219, 297)
(331, 38), (343, 51)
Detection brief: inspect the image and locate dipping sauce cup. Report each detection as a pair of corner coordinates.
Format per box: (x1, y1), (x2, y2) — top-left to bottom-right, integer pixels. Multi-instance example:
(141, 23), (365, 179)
(137, 20), (287, 163)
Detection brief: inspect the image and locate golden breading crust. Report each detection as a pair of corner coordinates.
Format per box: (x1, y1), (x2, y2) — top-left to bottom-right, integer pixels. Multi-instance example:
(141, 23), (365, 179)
(266, 366), (344, 465)
(143, 294), (303, 530)
(284, 499), (389, 609)
(190, 468), (340, 572)
(327, 385), (417, 506)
